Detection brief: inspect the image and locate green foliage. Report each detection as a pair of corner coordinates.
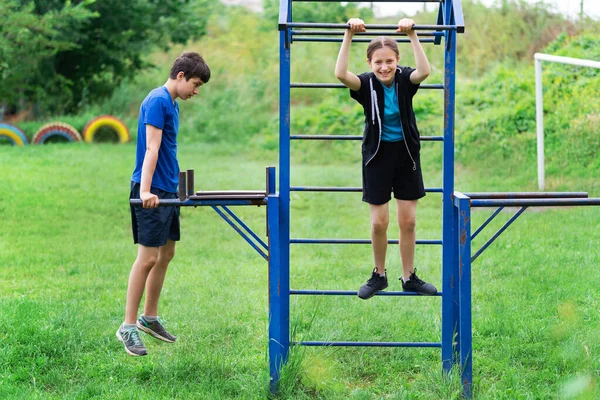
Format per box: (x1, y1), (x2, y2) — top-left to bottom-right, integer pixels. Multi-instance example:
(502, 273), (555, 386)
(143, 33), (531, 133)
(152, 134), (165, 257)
(1, 0), (216, 116)
(0, 0), (96, 115)
(261, 0), (374, 28)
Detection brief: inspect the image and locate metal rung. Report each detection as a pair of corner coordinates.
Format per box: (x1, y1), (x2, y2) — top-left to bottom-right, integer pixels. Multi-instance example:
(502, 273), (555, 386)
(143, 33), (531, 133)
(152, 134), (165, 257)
(294, 341), (442, 348)
(285, 23), (457, 31)
(291, 83), (444, 89)
(290, 134), (443, 141)
(291, 30), (442, 37)
(291, 239), (442, 245)
(291, 289), (442, 296)
(293, 38), (435, 43)
(290, 186), (443, 193)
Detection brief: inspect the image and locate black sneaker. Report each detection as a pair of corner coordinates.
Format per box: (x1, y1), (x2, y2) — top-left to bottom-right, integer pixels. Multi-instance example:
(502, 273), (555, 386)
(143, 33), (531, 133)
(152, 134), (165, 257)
(137, 315), (177, 343)
(358, 269), (388, 300)
(401, 269), (437, 295)
(116, 325), (147, 356)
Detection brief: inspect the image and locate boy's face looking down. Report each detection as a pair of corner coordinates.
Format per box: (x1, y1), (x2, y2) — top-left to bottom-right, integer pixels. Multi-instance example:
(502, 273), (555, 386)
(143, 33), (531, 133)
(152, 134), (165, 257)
(175, 71), (204, 100)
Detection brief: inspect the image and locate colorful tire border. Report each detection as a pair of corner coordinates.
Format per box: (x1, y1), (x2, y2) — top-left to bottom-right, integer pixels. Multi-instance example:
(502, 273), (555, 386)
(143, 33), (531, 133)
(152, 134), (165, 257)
(32, 122), (82, 144)
(82, 115), (130, 143)
(0, 123), (29, 146)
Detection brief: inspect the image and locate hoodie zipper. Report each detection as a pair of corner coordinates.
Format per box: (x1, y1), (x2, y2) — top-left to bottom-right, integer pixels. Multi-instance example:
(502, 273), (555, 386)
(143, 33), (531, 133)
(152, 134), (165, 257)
(397, 79), (417, 171)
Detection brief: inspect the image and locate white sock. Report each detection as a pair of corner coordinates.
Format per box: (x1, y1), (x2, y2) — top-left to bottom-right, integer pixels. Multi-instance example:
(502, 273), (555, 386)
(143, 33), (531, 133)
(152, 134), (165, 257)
(121, 323), (136, 331)
(143, 315), (158, 321)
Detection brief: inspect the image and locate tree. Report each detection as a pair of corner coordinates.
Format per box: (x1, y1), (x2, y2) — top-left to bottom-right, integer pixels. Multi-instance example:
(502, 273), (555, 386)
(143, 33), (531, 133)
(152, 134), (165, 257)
(3, 0), (215, 116)
(0, 0), (96, 117)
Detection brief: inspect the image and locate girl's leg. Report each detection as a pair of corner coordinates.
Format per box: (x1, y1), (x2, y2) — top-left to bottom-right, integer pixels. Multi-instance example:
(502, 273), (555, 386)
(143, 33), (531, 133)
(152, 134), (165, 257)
(396, 199), (418, 281)
(369, 203), (390, 274)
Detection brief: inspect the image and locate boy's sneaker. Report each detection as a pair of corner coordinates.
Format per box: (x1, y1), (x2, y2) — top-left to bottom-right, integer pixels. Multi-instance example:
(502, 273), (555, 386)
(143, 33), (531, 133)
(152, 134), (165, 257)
(137, 315), (176, 343)
(401, 269), (438, 295)
(358, 269), (388, 300)
(116, 325), (147, 356)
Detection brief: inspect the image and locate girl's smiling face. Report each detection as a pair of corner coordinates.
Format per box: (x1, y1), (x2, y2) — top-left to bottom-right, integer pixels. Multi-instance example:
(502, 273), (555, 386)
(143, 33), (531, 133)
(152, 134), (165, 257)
(367, 47), (399, 87)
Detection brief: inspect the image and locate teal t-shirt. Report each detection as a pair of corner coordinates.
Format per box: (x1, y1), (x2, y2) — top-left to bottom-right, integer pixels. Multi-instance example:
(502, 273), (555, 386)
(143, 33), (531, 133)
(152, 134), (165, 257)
(380, 78), (404, 142)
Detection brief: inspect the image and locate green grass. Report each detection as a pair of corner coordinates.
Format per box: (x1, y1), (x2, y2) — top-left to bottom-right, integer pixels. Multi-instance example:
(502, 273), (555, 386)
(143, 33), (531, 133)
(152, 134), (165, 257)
(0, 143), (599, 399)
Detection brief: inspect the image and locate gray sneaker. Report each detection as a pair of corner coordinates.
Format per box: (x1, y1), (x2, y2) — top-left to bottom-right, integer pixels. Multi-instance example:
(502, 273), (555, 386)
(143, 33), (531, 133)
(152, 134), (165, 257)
(137, 315), (176, 343)
(358, 269), (388, 300)
(116, 325), (147, 356)
(401, 269), (437, 295)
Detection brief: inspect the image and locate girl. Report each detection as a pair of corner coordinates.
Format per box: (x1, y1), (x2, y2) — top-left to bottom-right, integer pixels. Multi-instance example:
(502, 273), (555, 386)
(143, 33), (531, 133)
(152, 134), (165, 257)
(335, 18), (437, 299)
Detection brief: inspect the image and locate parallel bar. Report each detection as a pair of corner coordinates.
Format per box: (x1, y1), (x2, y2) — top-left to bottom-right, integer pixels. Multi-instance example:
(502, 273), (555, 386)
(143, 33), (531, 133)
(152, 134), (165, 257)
(471, 207), (527, 262)
(463, 192), (588, 199)
(292, 83), (443, 89)
(292, 37), (435, 43)
(130, 198), (265, 207)
(291, 238), (442, 245)
(295, 341), (442, 348)
(471, 198), (600, 207)
(290, 186), (443, 193)
(291, 289), (442, 296)
(290, 134), (443, 141)
(211, 206), (268, 260)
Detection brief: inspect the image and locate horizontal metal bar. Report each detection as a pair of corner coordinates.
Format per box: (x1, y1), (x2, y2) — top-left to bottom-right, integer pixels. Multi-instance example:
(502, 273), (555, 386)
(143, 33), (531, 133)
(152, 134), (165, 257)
(463, 192), (588, 199)
(292, 37), (435, 43)
(535, 53), (600, 69)
(292, 0), (442, 2)
(470, 198), (600, 207)
(285, 23), (457, 31)
(290, 186), (443, 193)
(291, 134), (443, 141)
(291, 30), (442, 37)
(291, 83), (444, 89)
(130, 198), (266, 207)
(290, 289), (442, 296)
(294, 341), (442, 348)
(291, 239), (442, 245)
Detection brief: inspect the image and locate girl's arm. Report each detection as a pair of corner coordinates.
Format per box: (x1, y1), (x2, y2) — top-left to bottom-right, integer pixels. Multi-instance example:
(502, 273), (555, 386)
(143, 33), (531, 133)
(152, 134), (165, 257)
(335, 18), (363, 91)
(397, 18), (431, 84)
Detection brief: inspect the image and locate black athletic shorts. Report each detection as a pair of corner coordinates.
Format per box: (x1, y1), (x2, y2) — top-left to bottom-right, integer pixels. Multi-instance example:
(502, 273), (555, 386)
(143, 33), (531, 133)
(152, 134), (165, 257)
(362, 140), (426, 205)
(130, 181), (180, 247)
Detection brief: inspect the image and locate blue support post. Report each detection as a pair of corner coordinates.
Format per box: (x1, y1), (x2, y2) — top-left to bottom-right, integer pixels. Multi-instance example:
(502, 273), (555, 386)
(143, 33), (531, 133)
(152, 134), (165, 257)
(268, 192), (286, 393)
(455, 193), (473, 398)
(441, 0), (458, 374)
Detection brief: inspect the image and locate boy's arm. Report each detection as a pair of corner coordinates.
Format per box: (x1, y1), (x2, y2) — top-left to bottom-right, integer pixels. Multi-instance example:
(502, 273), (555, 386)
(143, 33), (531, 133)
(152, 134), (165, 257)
(335, 18), (363, 91)
(397, 18), (431, 84)
(139, 124), (163, 208)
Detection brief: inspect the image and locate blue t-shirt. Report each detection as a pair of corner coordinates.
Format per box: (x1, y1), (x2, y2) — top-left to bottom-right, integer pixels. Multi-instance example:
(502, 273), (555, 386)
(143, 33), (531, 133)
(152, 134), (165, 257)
(380, 78), (404, 142)
(131, 86), (180, 193)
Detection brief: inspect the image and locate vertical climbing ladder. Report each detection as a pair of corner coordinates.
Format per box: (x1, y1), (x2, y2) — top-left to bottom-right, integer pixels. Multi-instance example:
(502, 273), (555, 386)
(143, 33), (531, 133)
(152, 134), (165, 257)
(269, 0), (468, 396)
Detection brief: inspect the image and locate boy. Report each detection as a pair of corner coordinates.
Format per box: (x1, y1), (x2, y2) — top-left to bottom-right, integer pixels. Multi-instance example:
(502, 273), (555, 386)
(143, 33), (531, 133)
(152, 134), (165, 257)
(117, 51), (210, 356)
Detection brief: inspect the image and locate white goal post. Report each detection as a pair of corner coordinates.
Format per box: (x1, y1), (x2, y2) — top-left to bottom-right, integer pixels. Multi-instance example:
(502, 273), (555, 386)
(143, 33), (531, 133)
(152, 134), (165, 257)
(535, 53), (600, 190)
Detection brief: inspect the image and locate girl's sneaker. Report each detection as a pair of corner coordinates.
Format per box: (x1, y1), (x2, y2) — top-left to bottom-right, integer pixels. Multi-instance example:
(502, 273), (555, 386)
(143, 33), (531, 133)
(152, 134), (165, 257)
(116, 325), (148, 356)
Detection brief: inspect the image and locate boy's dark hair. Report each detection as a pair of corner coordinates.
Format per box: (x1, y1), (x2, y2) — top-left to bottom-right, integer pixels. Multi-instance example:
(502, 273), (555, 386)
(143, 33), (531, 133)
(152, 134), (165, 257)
(170, 51), (211, 83)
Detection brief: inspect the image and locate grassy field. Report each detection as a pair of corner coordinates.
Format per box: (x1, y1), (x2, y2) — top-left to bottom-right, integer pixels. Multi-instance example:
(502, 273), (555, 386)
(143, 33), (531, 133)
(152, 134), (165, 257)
(0, 143), (599, 399)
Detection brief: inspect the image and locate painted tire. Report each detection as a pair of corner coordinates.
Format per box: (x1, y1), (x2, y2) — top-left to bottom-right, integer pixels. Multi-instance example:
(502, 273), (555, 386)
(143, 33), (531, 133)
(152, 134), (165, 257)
(82, 115), (130, 143)
(32, 122), (82, 144)
(0, 123), (28, 146)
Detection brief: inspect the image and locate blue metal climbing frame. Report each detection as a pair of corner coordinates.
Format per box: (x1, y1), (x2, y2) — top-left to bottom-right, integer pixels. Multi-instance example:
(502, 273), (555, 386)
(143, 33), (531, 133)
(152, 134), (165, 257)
(271, 0), (468, 396)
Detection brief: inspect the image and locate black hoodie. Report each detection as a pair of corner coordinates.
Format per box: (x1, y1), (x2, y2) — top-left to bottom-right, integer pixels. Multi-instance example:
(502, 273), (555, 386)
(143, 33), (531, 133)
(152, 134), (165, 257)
(350, 66), (421, 167)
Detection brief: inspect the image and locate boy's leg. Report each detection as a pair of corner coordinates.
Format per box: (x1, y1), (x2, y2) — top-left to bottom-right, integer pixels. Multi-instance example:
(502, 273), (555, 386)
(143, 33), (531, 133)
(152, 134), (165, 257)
(125, 244), (160, 324)
(396, 199), (417, 280)
(143, 239), (176, 317)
